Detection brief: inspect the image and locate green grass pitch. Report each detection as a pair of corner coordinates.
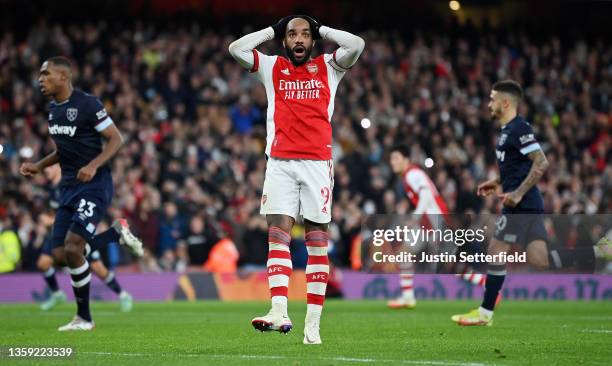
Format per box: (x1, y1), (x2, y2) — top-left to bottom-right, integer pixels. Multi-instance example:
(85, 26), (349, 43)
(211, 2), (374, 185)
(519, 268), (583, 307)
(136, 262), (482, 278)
(0, 300), (610, 365)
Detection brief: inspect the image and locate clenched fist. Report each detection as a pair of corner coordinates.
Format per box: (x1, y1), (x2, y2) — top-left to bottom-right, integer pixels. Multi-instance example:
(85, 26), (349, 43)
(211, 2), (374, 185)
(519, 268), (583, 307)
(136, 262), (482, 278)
(77, 164), (97, 182)
(19, 162), (41, 177)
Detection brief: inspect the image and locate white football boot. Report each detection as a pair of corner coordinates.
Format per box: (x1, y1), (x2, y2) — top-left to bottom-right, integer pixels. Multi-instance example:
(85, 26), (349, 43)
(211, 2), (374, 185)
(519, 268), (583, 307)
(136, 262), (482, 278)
(40, 290), (67, 311)
(303, 317), (322, 345)
(58, 316), (95, 331)
(119, 291), (133, 312)
(251, 309), (293, 334)
(112, 219), (144, 257)
(387, 296), (416, 309)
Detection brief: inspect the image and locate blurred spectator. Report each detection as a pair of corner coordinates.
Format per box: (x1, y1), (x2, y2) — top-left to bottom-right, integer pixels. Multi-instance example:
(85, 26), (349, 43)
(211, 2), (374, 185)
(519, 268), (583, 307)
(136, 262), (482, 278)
(230, 94), (262, 134)
(0, 19), (610, 273)
(237, 215), (268, 270)
(177, 214), (221, 269)
(0, 218), (21, 273)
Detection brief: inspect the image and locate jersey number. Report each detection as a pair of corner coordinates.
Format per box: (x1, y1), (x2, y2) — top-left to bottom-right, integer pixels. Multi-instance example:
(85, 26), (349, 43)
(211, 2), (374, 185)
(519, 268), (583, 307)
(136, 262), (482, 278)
(77, 199), (97, 217)
(321, 187), (331, 206)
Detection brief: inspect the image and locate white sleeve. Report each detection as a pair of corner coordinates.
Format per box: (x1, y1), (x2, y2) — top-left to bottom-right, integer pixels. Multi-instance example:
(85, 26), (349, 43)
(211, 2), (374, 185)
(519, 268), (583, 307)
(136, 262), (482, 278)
(319, 25), (365, 71)
(228, 27), (275, 70)
(406, 170), (428, 193)
(405, 170), (431, 215)
(413, 188), (436, 215)
(251, 51), (277, 83)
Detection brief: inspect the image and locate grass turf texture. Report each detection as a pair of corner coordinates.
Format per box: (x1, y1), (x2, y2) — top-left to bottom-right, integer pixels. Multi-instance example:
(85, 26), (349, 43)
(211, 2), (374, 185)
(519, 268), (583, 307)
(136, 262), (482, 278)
(0, 300), (610, 366)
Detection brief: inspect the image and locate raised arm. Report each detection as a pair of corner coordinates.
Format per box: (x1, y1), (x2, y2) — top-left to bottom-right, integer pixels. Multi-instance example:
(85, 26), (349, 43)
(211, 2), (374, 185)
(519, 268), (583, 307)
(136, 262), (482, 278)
(319, 26), (365, 70)
(228, 27), (275, 70)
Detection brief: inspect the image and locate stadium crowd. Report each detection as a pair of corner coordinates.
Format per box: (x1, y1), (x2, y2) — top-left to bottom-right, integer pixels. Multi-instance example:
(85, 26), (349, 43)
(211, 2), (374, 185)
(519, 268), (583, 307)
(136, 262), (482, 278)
(0, 20), (610, 273)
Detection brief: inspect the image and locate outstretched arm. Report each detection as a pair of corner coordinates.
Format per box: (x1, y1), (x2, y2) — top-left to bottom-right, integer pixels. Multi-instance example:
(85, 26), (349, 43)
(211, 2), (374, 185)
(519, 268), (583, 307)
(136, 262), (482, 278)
(228, 27), (275, 70)
(319, 26), (365, 70)
(19, 150), (59, 177)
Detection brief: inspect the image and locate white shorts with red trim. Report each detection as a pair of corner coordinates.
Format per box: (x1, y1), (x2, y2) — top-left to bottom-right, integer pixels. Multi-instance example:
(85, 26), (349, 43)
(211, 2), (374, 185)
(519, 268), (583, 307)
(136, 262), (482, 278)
(260, 158), (334, 224)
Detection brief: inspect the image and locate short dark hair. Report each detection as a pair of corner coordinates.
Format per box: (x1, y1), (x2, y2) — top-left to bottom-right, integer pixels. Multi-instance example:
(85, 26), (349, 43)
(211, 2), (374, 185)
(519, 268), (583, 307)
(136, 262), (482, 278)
(390, 144), (411, 158)
(492, 80), (523, 101)
(46, 56), (73, 69)
(287, 15), (314, 34)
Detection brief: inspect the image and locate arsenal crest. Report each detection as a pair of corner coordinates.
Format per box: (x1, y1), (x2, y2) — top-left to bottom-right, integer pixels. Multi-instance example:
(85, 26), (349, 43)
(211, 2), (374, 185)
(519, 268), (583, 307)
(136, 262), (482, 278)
(66, 108), (78, 122)
(306, 63), (318, 74)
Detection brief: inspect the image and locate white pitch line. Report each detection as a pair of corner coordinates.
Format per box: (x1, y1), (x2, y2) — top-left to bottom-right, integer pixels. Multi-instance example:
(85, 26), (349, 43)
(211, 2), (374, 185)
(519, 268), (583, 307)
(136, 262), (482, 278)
(82, 352), (492, 366)
(504, 315), (612, 321)
(580, 329), (612, 334)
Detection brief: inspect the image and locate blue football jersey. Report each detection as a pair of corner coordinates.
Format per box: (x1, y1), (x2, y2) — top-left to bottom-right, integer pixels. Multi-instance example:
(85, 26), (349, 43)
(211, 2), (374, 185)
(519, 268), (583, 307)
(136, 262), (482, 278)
(495, 116), (544, 212)
(47, 89), (113, 186)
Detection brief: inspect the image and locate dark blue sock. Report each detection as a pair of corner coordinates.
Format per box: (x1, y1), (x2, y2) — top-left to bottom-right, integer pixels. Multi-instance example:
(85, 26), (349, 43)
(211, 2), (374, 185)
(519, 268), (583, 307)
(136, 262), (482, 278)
(70, 261), (92, 322)
(105, 272), (122, 295)
(90, 227), (120, 252)
(481, 265), (506, 311)
(43, 267), (59, 292)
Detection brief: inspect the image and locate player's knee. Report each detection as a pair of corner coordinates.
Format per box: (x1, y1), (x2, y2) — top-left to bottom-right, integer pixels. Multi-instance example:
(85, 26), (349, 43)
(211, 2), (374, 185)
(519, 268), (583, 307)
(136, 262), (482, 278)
(37, 256), (51, 272)
(267, 215), (294, 233)
(528, 254), (549, 270)
(90, 261), (106, 278)
(304, 220), (328, 233)
(64, 241), (84, 264)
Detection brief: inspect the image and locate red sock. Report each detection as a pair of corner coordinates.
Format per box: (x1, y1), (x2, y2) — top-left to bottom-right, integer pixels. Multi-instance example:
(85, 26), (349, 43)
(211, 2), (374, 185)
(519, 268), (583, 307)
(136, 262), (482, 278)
(305, 230), (329, 318)
(267, 226), (292, 309)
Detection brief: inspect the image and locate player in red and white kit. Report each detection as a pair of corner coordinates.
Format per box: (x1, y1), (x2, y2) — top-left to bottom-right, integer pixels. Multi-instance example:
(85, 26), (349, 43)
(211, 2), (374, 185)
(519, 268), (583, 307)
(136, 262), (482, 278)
(387, 145), (449, 309)
(388, 145), (497, 309)
(229, 15), (364, 344)
(387, 145), (501, 309)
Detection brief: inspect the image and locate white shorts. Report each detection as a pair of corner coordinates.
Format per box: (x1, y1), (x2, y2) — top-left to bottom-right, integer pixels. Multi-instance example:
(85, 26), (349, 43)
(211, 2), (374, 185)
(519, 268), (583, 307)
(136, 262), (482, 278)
(260, 158), (334, 224)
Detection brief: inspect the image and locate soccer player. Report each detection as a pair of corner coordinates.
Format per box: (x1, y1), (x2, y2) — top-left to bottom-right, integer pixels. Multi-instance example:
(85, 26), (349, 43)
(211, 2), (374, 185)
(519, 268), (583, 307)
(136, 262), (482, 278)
(229, 15), (364, 344)
(38, 164), (134, 312)
(20, 56), (143, 331)
(386, 145), (449, 309)
(452, 80), (611, 326)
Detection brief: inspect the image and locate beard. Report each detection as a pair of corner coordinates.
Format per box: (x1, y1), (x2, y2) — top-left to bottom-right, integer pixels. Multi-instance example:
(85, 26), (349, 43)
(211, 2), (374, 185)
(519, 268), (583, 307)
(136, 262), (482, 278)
(285, 44), (312, 66)
(490, 107), (502, 120)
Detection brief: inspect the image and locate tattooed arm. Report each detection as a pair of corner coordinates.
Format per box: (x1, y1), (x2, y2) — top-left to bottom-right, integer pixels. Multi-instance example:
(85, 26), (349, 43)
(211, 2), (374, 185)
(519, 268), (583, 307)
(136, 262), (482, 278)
(501, 149), (549, 208)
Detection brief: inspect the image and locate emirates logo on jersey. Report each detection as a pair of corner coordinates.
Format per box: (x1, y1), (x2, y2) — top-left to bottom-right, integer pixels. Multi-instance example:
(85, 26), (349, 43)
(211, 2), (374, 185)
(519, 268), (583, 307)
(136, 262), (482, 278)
(279, 78), (323, 100)
(306, 63), (318, 74)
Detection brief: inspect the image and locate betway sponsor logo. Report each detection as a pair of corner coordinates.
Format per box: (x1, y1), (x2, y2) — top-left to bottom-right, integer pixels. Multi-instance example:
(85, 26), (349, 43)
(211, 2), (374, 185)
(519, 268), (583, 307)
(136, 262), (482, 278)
(278, 79), (324, 91)
(49, 125), (77, 137)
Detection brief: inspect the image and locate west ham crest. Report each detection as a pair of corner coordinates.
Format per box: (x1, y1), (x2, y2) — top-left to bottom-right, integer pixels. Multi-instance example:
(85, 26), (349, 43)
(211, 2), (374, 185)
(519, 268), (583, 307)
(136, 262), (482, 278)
(306, 63), (318, 74)
(66, 108), (78, 122)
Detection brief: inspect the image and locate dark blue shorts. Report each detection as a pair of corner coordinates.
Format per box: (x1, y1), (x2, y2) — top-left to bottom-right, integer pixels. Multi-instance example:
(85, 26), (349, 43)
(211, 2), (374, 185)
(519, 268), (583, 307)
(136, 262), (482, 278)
(49, 172), (113, 250)
(493, 211), (547, 246)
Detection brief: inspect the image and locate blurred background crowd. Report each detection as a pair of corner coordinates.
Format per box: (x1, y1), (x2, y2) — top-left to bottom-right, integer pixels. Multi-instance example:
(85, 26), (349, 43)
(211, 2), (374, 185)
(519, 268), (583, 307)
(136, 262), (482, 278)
(0, 0), (610, 273)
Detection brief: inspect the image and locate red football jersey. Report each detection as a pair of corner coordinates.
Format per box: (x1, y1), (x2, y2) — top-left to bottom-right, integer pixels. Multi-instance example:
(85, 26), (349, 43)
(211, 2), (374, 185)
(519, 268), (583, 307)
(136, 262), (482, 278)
(402, 165), (449, 215)
(251, 50), (346, 160)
